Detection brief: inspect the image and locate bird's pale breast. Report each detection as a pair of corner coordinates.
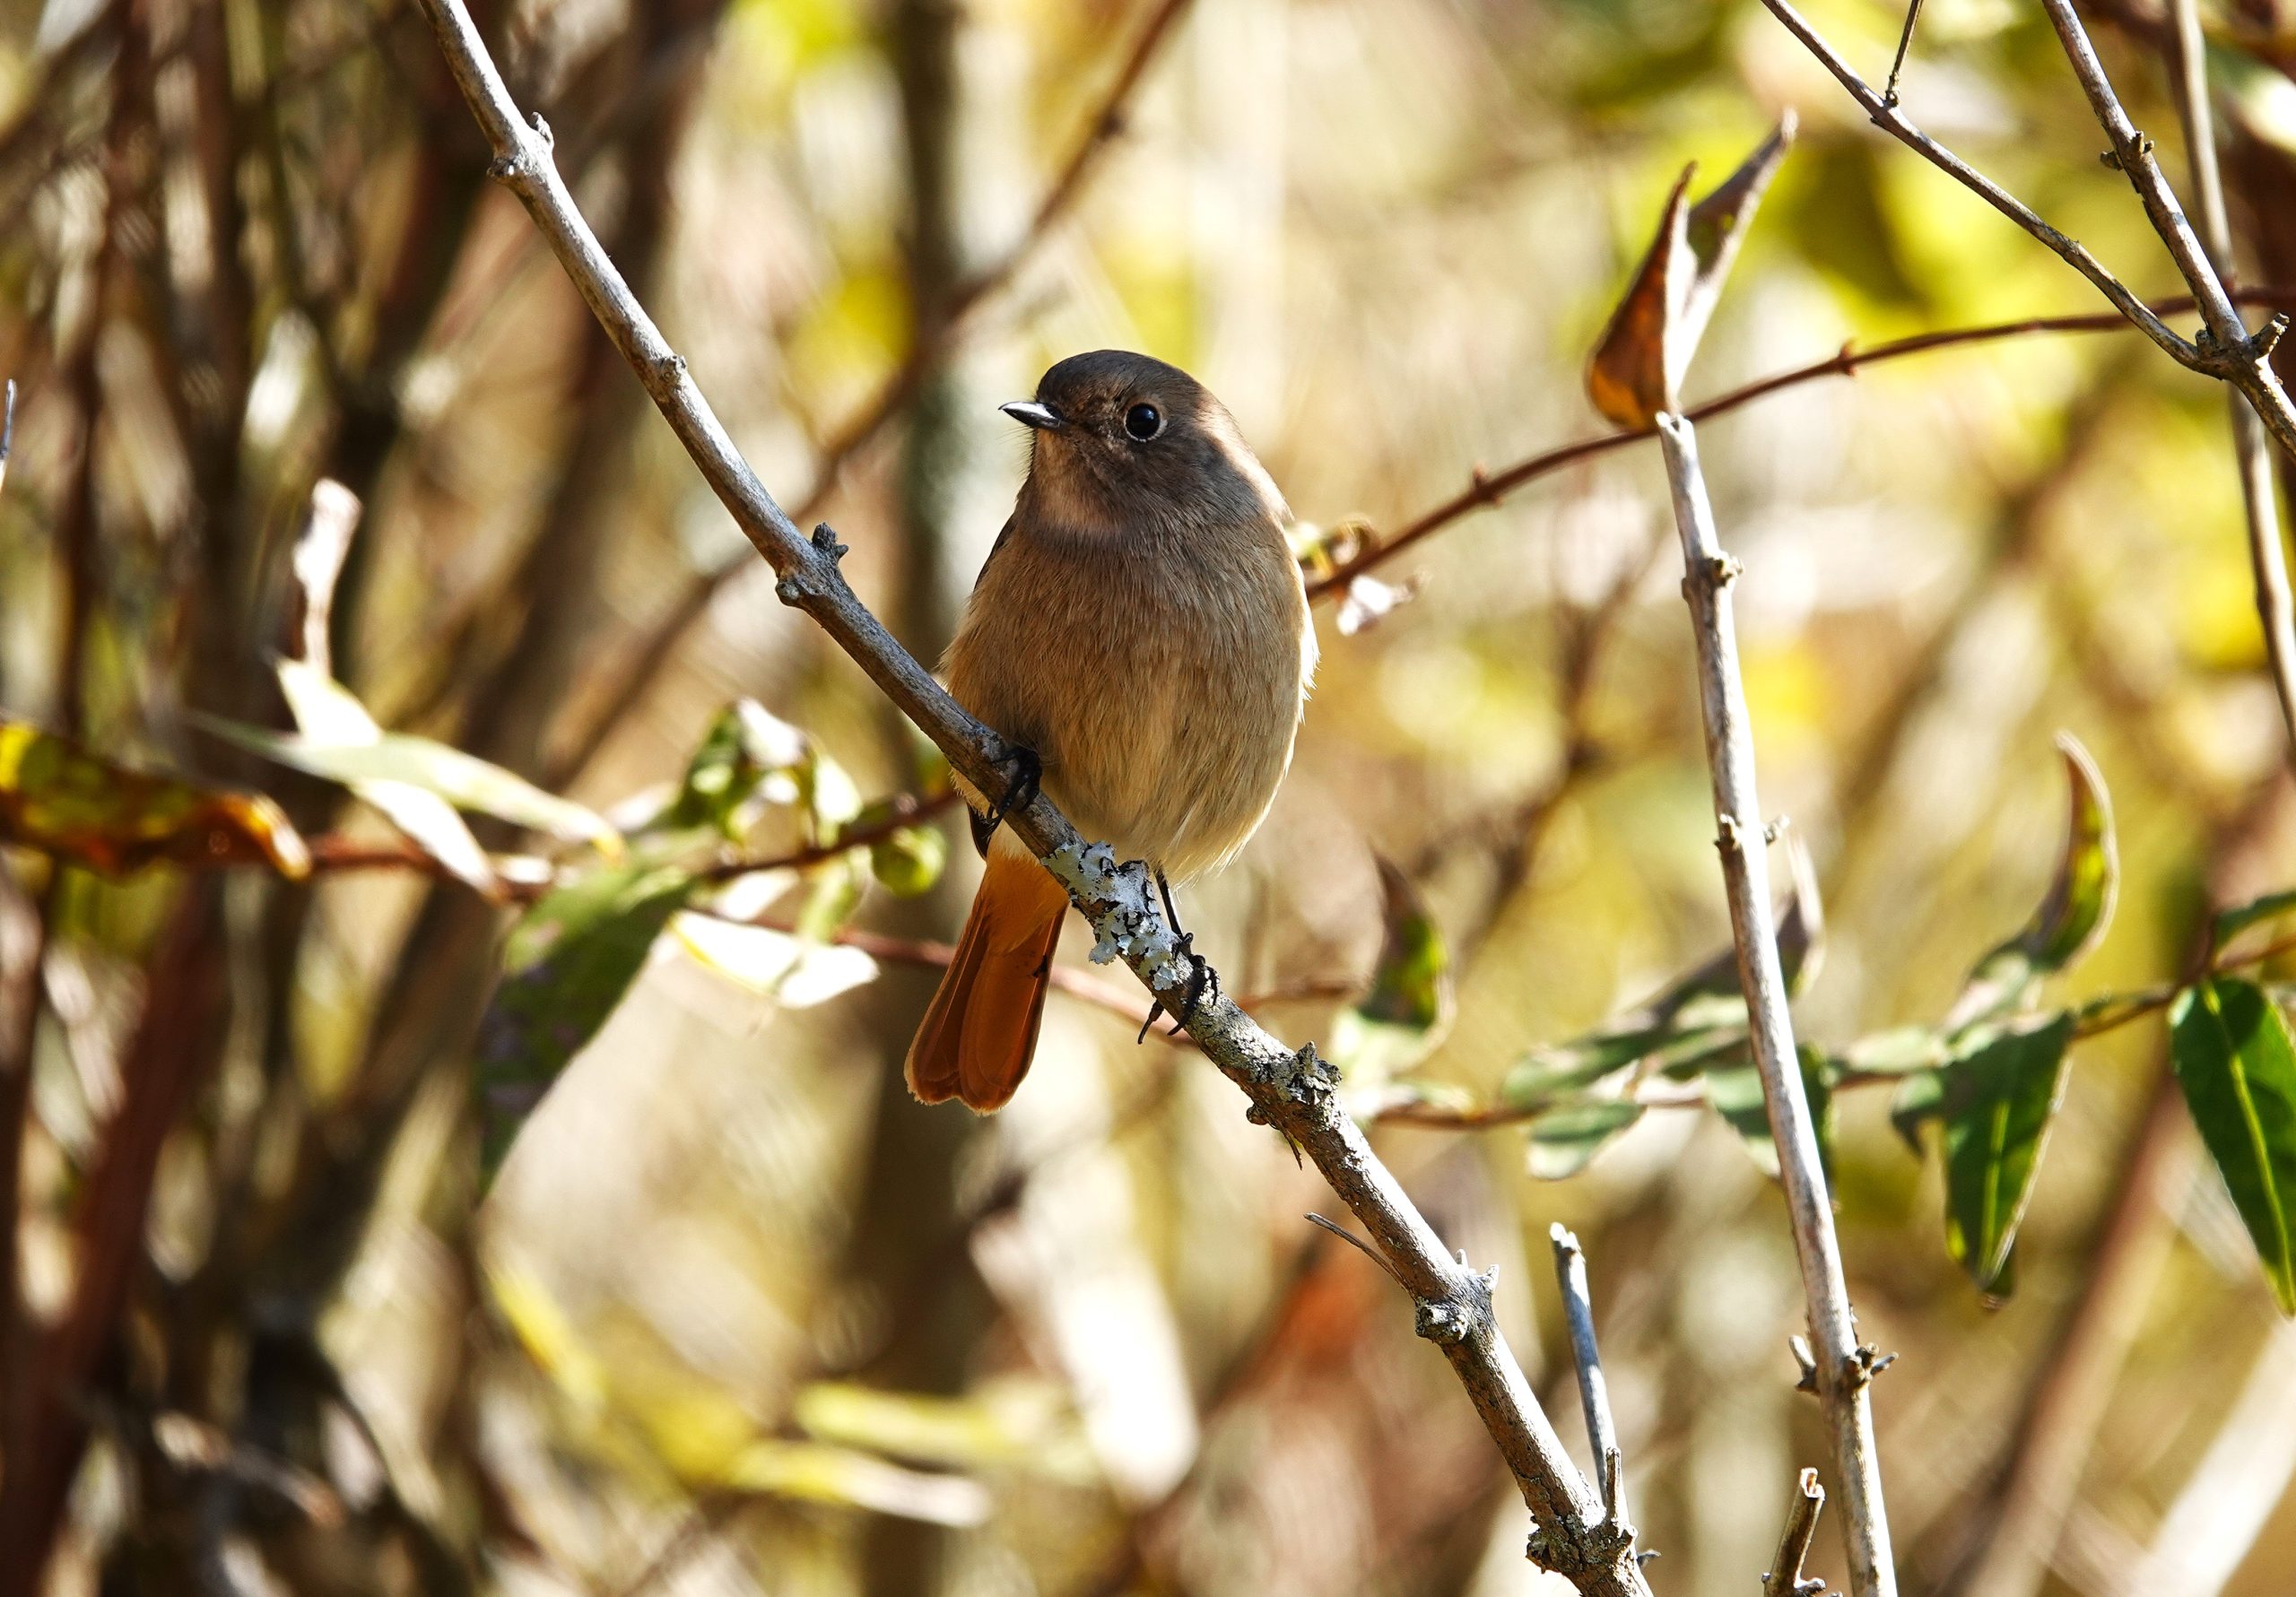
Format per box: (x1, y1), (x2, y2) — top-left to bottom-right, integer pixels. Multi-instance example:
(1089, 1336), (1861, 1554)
(944, 516), (1313, 881)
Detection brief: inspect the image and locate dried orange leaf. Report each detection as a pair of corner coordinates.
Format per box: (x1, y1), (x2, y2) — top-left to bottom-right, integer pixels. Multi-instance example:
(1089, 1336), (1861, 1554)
(1586, 117), (1796, 429)
(1587, 167), (1695, 430)
(0, 718), (309, 878)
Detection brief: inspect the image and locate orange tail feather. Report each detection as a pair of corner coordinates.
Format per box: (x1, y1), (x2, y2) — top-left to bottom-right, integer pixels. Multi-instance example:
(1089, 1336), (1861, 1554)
(905, 847), (1069, 1112)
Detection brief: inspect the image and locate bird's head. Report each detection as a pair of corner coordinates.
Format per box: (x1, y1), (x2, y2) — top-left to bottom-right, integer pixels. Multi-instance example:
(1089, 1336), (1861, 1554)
(1004, 351), (1286, 535)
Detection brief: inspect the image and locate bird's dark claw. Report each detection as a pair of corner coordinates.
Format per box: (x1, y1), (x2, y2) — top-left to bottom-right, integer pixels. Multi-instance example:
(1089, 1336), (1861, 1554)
(1135, 931), (1217, 1043)
(1134, 867), (1221, 1041)
(981, 743), (1041, 832)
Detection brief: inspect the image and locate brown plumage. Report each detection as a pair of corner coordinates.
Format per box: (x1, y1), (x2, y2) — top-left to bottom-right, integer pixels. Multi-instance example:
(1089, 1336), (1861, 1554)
(904, 351), (1317, 1112)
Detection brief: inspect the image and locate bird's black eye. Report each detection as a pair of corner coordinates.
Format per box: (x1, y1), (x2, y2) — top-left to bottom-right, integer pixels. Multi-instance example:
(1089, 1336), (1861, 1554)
(1123, 403), (1163, 441)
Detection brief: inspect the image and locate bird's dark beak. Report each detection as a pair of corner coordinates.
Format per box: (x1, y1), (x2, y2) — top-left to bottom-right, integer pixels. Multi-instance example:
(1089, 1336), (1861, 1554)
(1000, 400), (1063, 431)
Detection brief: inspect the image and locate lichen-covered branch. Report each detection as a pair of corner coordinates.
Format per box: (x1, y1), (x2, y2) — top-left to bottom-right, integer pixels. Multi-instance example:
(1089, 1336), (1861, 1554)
(404, 2), (1643, 1588)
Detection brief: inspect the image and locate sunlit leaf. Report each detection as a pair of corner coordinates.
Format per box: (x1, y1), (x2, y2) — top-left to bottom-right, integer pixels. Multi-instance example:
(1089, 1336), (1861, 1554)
(277, 661), (498, 895)
(1330, 858), (1452, 1089)
(672, 914), (878, 1008)
(1949, 735), (2117, 1029)
(1940, 1012), (2075, 1296)
(474, 862), (700, 1172)
(1841, 1025), (1949, 1078)
(1525, 1099), (1644, 1180)
(1586, 117), (1796, 427)
(489, 1262), (607, 1415)
(791, 1382), (1087, 1478)
(2170, 977), (2296, 1314)
(0, 718), (309, 878)
(207, 709), (618, 853)
(796, 852), (868, 943)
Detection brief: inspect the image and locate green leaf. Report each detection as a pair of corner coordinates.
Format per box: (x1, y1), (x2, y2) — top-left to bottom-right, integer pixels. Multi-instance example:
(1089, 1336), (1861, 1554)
(2170, 977), (2296, 1314)
(1502, 840), (1821, 1101)
(854, 795), (948, 898)
(2213, 888), (2296, 951)
(1707, 1044), (1835, 1182)
(796, 853), (868, 944)
(474, 862), (700, 1172)
(1330, 859), (1452, 1087)
(654, 699), (811, 838)
(1525, 1099), (1644, 1180)
(0, 717), (310, 878)
(1949, 735), (2117, 1029)
(1940, 1012), (2076, 1296)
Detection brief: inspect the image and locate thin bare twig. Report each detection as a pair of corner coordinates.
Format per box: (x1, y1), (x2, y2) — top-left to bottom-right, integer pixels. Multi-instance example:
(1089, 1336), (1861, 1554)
(1655, 412), (1895, 1597)
(1763, 1469), (1828, 1597)
(1550, 1224), (1627, 1531)
(550, 0), (1197, 788)
(1310, 289), (2296, 599)
(403, 5), (1643, 1589)
(1882, 0), (1925, 108)
(1759, 0), (2296, 763)
(1757, 0), (2202, 367)
(2164, 0), (2296, 768)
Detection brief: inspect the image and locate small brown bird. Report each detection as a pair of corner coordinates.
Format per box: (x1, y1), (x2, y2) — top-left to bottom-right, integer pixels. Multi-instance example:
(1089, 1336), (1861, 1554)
(905, 351), (1317, 1112)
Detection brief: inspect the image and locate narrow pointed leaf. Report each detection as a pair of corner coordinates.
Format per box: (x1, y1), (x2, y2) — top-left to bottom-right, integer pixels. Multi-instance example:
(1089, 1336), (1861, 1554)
(1504, 843), (1819, 1099)
(2170, 977), (2296, 1314)
(1941, 1011), (2075, 1295)
(1949, 734), (2117, 1028)
(1674, 113), (1796, 369)
(0, 719), (309, 878)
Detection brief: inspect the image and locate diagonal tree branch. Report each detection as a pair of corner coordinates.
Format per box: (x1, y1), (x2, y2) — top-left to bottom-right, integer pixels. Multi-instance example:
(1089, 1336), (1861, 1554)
(403, 3), (1644, 1589)
(1654, 412), (1896, 1597)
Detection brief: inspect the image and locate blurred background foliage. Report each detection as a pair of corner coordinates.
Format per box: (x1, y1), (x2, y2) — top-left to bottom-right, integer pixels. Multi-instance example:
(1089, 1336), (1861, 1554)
(4, 0), (2296, 1593)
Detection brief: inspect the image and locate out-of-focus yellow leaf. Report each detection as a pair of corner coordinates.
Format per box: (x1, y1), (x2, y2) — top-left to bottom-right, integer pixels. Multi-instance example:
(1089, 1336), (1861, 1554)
(721, 1440), (991, 1526)
(489, 1263), (607, 1416)
(793, 1380), (1087, 1478)
(0, 718), (310, 879)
